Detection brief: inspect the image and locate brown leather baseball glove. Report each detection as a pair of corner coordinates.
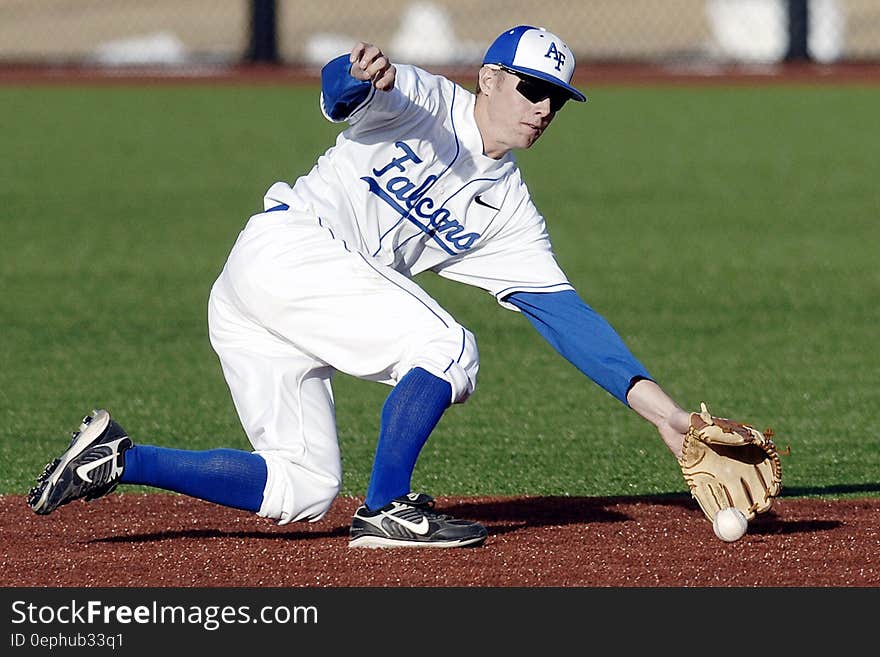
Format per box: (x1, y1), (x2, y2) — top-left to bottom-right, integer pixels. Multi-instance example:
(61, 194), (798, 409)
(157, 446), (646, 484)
(679, 402), (782, 522)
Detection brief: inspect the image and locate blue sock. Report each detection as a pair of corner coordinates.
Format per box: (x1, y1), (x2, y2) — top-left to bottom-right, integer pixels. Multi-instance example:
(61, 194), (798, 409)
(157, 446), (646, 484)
(364, 367), (452, 511)
(121, 446), (267, 513)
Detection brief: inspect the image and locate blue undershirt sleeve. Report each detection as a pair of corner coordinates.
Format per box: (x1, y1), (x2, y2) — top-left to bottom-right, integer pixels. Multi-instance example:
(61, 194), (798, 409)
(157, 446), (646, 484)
(320, 53), (373, 121)
(505, 290), (653, 406)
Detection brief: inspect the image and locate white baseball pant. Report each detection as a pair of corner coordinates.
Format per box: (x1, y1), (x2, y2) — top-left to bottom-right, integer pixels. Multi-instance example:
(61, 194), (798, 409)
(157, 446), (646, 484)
(207, 209), (479, 524)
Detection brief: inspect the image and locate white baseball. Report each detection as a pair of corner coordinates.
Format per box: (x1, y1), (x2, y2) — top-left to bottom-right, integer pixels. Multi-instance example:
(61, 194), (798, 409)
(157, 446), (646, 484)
(713, 507), (748, 542)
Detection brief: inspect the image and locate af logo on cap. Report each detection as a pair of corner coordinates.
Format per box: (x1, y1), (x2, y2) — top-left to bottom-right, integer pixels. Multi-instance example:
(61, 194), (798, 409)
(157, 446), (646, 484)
(482, 25), (587, 102)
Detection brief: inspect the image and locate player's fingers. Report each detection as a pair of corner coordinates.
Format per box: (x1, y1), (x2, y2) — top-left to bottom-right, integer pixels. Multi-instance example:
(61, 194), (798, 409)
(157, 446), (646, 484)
(351, 44), (384, 75)
(361, 52), (391, 82)
(372, 64), (396, 91)
(349, 42), (375, 81)
(349, 41), (369, 65)
(348, 41), (394, 89)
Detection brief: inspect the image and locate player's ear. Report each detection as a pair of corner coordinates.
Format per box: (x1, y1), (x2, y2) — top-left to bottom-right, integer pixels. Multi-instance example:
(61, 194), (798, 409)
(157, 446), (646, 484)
(477, 66), (500, 96)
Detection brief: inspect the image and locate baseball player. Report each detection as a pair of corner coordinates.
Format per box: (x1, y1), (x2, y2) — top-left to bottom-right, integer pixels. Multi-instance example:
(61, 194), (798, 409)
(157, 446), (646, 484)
(28, 25), (695, 548)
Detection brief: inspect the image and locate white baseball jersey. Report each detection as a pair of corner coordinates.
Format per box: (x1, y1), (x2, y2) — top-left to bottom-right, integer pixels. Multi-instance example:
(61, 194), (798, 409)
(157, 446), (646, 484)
(208, 62), (575, 524)
(263, 63), (573, 309)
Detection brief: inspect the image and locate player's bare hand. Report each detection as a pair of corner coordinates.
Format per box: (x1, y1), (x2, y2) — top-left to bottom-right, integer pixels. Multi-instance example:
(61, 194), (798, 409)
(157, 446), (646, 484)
(349, 42), (396, 91)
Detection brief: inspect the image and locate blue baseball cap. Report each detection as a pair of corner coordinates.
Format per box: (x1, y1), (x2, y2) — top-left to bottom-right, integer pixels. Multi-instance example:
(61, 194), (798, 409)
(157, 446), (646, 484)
(482, 25), (586, 103)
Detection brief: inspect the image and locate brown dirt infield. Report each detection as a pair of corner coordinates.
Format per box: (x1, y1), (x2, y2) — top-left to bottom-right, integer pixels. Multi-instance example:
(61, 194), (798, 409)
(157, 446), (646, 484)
(2, 494), (878, 587)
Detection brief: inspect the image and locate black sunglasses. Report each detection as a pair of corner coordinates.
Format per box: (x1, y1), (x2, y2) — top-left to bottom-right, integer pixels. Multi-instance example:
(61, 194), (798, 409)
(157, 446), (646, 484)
(500, 66), (570, 112)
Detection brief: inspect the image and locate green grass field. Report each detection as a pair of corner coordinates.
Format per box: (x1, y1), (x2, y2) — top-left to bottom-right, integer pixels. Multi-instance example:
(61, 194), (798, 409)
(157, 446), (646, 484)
(2, 81), (878, 502)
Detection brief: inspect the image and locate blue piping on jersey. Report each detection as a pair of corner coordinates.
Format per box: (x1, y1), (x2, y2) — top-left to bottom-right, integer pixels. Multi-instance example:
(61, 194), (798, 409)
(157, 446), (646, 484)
(316, 216), (350, 252)
(442, 327), (468, 373)
(496, 282), (572, 299)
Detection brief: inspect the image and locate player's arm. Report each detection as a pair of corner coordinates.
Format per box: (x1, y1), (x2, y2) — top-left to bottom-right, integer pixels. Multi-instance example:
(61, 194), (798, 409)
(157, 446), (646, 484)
(321, 42), (396, 121)
(505, 289), (650, 404)
(624, 378), (688, 458)
(505, 289), (687, 456)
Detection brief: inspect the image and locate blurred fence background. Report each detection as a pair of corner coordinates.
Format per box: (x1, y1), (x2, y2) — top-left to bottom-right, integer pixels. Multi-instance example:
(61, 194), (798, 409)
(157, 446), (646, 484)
(0, 0), (877, 70)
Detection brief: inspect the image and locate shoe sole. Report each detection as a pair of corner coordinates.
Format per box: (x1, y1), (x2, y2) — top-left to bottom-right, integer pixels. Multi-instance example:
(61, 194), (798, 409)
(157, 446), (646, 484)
(29, 410), (112, 514)
(349, 534), (487, 549)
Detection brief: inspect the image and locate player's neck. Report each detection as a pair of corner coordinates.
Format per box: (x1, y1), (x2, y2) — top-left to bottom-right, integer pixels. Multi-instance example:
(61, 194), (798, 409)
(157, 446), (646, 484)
(473, 96), (510, 160)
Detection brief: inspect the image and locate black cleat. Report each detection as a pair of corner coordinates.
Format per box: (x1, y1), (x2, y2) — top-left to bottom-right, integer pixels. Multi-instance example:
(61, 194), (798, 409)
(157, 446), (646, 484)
(27, 409), (132, 515)
(349, 492), (487, 548)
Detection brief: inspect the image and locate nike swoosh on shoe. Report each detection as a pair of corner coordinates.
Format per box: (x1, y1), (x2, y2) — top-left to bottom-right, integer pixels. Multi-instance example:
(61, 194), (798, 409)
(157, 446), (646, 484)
(380, 508), (431, 535)
(74, 443), (126, 484)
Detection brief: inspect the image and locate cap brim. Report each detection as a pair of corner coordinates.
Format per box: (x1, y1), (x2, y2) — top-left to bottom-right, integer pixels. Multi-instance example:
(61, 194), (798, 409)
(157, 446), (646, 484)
(503, 64), (587, 102)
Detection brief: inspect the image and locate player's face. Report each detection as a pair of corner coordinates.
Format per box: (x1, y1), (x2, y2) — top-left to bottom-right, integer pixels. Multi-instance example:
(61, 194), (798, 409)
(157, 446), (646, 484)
(479, 67), (567, 156)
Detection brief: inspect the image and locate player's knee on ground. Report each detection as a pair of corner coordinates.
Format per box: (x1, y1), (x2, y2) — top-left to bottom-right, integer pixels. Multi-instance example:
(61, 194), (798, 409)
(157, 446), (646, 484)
(256, 452), (342, 525)
(407, 325), (479, 404)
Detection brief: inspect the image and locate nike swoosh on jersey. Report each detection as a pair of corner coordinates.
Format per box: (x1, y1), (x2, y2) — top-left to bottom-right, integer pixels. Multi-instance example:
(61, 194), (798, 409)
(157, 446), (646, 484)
(380, 508), (431, 535)
(474, 195), (501, 211)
